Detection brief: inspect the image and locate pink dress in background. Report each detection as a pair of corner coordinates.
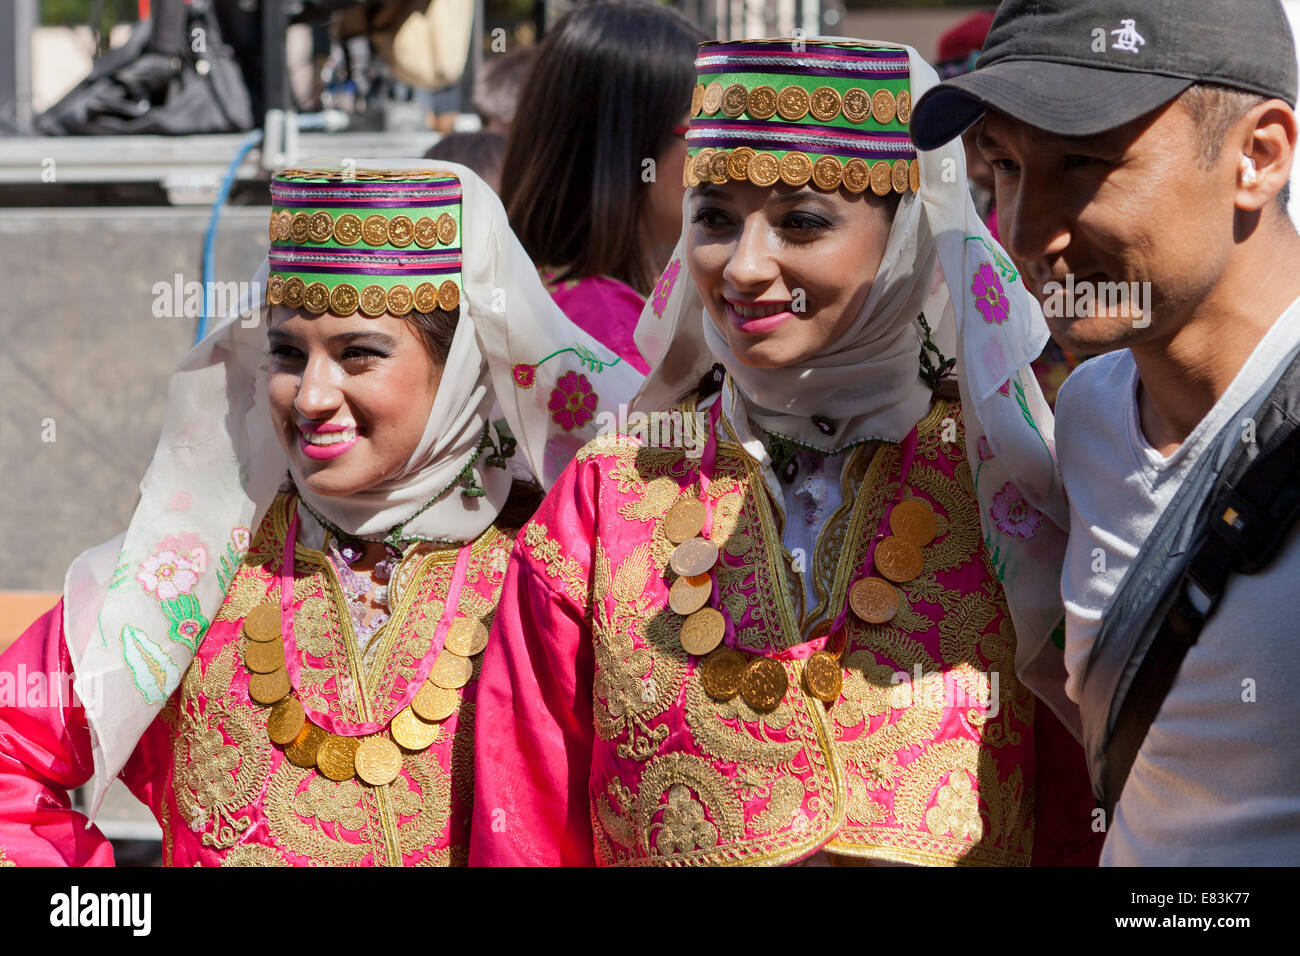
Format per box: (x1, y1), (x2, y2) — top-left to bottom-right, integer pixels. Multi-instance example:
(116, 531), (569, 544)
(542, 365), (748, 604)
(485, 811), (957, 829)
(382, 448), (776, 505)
(540, 268), (651, 375)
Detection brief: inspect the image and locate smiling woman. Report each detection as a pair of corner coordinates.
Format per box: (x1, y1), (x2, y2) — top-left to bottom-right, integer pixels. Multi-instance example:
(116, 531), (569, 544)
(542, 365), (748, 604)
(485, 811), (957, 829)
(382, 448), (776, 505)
(472, 38), (1102, 868)
(266, 316), (444, 495)
(688, 180), (899, 369)
(0, 161), (644, 867)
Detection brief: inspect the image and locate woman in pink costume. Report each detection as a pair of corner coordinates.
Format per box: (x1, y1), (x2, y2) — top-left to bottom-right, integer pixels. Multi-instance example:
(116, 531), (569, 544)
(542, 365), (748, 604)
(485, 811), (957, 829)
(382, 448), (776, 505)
(0, 161), (640, 866)
(470, 39), (1099, 866)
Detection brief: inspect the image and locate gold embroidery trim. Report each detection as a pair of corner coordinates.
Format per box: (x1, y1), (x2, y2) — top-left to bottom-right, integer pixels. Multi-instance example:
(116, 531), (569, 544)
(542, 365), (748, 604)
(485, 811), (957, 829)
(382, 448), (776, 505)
(520, 520), (588, 606)
(164, 495), (500, 866)
(570, 418), (850, 865)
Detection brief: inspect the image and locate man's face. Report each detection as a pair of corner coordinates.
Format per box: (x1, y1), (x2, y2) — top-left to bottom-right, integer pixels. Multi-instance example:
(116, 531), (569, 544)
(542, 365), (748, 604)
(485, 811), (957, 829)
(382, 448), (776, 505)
(977, 100), (1236, 355)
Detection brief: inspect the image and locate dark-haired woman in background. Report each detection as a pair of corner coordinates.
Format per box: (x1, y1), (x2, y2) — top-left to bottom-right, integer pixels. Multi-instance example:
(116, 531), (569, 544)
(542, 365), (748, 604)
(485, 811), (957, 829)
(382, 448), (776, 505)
(501, 1), (707, 374)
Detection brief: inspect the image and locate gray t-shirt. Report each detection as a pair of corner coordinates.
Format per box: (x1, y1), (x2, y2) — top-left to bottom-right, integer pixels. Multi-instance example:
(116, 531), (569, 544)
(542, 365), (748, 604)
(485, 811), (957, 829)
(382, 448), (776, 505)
(1056, 298), (1300, 865)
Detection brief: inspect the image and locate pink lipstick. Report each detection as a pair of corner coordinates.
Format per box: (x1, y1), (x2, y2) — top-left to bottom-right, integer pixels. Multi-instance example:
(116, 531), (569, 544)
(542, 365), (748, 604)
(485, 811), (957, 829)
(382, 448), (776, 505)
(298, 422), (359, 461)
(725, 297), (796, 335)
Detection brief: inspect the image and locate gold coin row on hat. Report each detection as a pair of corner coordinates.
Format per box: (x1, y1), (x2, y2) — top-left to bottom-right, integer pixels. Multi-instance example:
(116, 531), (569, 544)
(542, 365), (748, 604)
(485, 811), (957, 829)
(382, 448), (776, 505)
(684, 146), (919, 196)
(266, 273), (460, 318)
(692, 80), (912, 127)
(665, 406), (936, 712)
(242, 599), (487, 785)
(269, 208), (458, 249)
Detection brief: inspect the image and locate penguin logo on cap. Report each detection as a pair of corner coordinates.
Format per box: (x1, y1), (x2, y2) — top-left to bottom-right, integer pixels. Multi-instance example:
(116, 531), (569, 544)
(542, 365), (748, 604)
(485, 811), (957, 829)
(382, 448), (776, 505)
(1110, 19), (1146, 54)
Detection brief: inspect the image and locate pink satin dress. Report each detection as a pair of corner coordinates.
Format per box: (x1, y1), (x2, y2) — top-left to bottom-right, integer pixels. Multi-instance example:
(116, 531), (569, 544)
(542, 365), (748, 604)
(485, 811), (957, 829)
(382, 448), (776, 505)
(469, 395), (1100, 866)
(0, 494), (514, 866)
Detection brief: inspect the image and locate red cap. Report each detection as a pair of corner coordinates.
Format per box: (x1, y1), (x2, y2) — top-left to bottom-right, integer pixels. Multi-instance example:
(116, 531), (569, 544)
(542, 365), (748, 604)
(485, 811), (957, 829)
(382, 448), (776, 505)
(937, 10), (995, 64)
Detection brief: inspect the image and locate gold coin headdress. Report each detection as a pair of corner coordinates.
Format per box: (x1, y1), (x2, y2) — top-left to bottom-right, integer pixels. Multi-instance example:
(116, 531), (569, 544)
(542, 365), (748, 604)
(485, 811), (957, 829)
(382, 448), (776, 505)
(266, 167), (464, 317)
(685, 38), (919, 196)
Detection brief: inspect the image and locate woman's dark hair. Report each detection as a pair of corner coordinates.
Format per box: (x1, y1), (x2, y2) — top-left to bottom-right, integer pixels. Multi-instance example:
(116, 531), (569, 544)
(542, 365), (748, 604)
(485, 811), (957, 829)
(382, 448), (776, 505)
(498, 479), (546, 529)
(424, 131), (508, 187)
(406, 306), (459, 363)
(500, 1), (706, 295)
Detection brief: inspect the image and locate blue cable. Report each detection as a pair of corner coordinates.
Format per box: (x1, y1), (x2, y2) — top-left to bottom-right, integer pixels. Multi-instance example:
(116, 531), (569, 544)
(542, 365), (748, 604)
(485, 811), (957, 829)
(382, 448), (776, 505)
(196, 127), (263, 344)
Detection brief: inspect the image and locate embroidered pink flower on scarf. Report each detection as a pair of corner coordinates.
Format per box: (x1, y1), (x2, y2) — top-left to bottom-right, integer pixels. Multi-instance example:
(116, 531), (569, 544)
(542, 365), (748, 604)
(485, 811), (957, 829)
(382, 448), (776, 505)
(976, 436), (994, 462)
(971, 262), (1010, 325)
(997, 379), (1012, 397)
(990, 482), (1043, 540)
(231, 526), (251, 551)
(651, 258), (681, 318)
(512, 363), (537, 389)
(174, 618), (204, 643)
(136, 549), (200, 600)
(548, 371), (598, 431)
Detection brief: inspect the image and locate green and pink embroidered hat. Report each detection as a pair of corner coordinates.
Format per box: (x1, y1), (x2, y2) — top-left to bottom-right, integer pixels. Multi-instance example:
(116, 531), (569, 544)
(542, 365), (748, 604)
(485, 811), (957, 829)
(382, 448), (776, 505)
(685, 38), (920, 196)
(266, 166), (463, 317)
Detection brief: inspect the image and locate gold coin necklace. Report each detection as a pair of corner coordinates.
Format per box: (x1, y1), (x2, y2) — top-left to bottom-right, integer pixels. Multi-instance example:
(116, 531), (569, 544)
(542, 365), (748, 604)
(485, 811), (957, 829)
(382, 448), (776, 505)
(810, 423), (934, 702)
(671, 401), (934, 711)
(241, 510), (481, 787)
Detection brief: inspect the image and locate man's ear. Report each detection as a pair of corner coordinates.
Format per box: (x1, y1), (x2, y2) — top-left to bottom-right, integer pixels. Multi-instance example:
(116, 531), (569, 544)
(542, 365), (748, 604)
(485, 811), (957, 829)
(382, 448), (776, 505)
(1235, 99), (1296, 213)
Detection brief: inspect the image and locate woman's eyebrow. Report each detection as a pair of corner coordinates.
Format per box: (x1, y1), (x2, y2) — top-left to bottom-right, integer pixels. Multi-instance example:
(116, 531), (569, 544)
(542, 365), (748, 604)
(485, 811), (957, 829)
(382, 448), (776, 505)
(327, 331), (397, 347)
(767, 190), (836, 212)
(266, 329), (398, 348)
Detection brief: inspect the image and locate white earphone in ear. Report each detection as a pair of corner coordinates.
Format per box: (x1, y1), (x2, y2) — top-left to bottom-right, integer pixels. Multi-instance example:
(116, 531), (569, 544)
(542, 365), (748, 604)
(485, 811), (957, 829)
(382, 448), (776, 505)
(1240, 155), (1258, 185)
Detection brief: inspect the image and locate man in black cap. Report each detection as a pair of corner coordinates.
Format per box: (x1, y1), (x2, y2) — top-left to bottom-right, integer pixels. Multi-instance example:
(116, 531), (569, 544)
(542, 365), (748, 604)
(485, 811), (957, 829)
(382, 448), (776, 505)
(913, 0), (1300, 865)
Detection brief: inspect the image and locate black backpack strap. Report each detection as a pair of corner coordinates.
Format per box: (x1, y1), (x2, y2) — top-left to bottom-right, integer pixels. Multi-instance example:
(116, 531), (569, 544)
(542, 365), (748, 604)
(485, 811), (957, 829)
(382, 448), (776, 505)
(1100, 401), (1300, 818)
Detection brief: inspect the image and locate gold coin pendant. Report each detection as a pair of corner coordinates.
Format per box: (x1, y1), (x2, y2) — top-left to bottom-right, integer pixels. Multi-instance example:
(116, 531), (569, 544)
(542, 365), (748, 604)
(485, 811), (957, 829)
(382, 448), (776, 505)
(875, 535), (925, 583)
(445, 618), (489, 657)
(889, 497), (938, 547)
(244, 638), (285, 674)
(679, 607), (726, 657)
(669, 572), (712, 616)
(249, 668), (290, 705)
(392, 706), (442, 750)
(430, 650), (473, 690)
(700, 648), (747, 702)
(243, 602), (282, 642)
(285, 721), (328, 768)
(803, 651), (843, 704)
(412, 681), (460, 723)
(664, 498), (707, 544)
(316, 735), (359, 781)
(355, 737), (402, 786)
(669, 537), (719, 577)
(267, 696), (306, 745)
(739, 658), (788, 713)
(849, 577), (900, 624)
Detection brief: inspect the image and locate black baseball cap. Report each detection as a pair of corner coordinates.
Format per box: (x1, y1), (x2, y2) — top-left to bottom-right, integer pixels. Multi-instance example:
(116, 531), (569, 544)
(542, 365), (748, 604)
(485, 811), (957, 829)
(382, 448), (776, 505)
(911, 0), (1299, 150)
